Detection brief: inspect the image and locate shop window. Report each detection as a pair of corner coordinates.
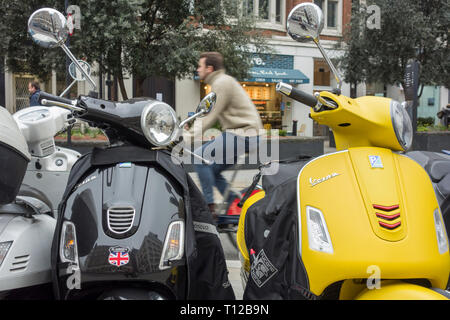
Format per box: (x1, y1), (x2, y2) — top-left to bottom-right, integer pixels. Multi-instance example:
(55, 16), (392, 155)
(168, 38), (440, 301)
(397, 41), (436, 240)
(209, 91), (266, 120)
(243, 82), (282, 129)
(314, 60), (331, 87)
(200, 81), (284, 130)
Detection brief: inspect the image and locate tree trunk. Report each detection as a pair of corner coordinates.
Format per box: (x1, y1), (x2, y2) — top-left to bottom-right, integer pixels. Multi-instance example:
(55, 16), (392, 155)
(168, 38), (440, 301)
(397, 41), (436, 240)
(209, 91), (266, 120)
(114, 41), (128, 101)
(117, 71), (128, 101)
(350, 81), (357, 98)
(134, 75), (145, 97)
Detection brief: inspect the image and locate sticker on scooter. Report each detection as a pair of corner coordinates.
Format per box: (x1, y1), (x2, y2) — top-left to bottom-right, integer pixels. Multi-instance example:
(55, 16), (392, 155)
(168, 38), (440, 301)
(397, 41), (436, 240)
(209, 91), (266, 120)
(108, 246), (130, 267)
(250, 250), (278, 288)
(119, 162), (132, 168)
(369, 155), (383, 168)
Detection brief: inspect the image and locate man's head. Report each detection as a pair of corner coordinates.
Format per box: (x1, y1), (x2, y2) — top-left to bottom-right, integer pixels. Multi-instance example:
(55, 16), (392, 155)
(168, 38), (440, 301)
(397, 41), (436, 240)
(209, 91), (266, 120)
(197, 52), (224, 80)
(28, 81), (40, 94)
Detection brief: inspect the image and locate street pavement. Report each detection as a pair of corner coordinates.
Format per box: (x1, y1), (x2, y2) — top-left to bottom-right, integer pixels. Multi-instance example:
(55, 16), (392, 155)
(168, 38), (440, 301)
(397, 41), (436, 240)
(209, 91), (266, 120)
(189, 140), (336, 300)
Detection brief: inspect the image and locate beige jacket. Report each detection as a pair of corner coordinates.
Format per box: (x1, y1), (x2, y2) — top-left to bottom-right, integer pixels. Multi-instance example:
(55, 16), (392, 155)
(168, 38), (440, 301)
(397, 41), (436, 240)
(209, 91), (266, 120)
(184, 69), (263, 141)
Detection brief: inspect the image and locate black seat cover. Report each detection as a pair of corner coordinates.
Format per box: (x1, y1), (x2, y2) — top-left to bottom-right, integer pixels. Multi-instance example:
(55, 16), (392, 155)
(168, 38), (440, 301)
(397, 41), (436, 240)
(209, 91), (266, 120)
(406, 151), (450, 182)
(427, 160), (450, 182)
(437, 174), (450, 199)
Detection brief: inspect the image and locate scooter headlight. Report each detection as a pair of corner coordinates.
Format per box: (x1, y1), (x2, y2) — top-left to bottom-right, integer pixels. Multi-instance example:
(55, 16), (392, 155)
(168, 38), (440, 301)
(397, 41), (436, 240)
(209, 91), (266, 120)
(141, 101), (179, 147)
(0, 241), (13, 267)
(306, 206), (333, 254)
(433, 208), (449, 254)
(159, 220), (184, 270)
(60, 221), (79, 264)
(391, 100), (413, 151)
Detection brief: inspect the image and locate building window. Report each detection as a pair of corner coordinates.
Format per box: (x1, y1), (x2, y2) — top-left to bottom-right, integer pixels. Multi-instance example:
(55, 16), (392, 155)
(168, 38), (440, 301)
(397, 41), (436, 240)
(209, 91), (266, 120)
(314, 59), (331, 87)
(327, 0), (338, 28)
(244, 0), (254, 16)
(259, 0), (269, 20)
(244, 0), (286, 28)
(275, 0), (281, 22)
(313, 0), (342, 35)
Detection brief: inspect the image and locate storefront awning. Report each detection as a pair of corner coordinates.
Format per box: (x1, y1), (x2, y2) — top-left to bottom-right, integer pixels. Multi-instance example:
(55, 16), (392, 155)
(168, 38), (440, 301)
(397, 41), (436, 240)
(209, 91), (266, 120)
(242, 67), (310, 84)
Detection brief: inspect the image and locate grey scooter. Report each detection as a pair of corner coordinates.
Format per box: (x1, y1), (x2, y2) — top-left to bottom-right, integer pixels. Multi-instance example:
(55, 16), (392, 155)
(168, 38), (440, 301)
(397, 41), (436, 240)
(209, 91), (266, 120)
(0, 61), (93, 298)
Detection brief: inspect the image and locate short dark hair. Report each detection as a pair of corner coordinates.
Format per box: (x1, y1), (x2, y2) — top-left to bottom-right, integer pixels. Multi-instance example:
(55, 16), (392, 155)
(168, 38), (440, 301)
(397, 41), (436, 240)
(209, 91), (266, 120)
(200, 52), (224, 71)
(29, 80), (40, 91)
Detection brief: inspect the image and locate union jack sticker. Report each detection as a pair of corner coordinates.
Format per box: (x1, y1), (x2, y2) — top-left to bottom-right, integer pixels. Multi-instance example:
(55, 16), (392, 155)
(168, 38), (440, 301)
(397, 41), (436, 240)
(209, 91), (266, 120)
(108, 246), (130, 267)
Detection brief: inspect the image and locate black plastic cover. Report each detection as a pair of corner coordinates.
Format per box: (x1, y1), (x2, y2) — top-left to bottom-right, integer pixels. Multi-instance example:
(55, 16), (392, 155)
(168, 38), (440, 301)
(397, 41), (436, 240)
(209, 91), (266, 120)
(0, 142), (29, 204)
(243, 158), (314, 300)
(51, 145), (235, 300)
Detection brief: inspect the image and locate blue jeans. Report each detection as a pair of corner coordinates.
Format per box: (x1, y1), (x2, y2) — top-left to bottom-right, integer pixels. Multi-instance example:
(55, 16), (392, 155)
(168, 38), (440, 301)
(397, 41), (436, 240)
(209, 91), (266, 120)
(194, 132), (258, 205)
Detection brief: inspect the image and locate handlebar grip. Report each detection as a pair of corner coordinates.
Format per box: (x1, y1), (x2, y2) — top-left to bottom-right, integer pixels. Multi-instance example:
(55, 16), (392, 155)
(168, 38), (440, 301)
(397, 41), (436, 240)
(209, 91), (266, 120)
(38, 91), (76, 106)
(276, 82), (317, 107)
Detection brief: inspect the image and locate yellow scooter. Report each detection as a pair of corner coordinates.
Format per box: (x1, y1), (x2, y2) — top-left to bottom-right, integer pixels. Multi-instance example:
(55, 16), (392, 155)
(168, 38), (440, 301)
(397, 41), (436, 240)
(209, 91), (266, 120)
(237, 3), (450, 300)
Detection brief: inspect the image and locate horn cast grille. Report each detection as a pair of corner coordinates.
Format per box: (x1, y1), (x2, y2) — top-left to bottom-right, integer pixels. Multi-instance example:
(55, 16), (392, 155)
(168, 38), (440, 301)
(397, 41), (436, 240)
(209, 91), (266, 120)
(107, 206), (135, 234)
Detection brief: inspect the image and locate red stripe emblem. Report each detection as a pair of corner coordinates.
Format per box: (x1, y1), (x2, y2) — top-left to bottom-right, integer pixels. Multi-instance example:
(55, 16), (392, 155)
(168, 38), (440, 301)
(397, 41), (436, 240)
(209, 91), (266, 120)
(375, 212), (401, 221)
(373, 204), (399, 212)
(379, 221), (401, 229)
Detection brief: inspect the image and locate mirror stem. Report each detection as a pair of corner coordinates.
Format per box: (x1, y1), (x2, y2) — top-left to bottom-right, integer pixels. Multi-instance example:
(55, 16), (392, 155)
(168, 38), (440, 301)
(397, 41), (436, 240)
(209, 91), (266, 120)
(178, 110), (205, 129)
(314, 38), (342, 91)
(60, 79), (77, 98)
(60, 44), (97, 90)
(182, 147), (213, 165)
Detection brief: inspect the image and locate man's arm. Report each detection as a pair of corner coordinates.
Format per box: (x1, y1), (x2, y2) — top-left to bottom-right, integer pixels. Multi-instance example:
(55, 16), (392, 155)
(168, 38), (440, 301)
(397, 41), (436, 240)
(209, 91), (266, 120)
(30, 93), (39, 106)
(184, 79), (230, 141)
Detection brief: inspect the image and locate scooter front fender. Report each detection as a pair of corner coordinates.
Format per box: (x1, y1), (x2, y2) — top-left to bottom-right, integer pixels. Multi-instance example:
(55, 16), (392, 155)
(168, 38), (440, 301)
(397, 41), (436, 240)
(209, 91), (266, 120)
(354, 281), (449, 300)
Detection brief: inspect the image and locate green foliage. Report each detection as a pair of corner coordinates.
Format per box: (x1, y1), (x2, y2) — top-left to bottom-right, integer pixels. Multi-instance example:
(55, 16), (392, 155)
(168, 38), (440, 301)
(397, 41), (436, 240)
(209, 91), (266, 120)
(339, 0), (450, 88)
(417, 124), (449, 132)
(0, 0), (67, 81)
(0, 0), (270, 98)
(417, 117), (435, 127)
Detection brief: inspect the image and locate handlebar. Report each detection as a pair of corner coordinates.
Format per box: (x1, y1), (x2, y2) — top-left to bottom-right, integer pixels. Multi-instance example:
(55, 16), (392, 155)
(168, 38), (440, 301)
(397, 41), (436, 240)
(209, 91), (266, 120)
(39, 92), (76, 106)
(38, 91), (84, 112)
(276, 82), (317, 108)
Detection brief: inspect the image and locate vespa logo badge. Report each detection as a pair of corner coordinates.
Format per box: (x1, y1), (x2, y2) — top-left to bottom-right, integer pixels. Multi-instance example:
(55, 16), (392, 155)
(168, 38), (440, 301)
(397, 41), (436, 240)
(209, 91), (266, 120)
(369, 155), (383, 168)
(309, 173), (340, 187)
(108, 246), (130, 267)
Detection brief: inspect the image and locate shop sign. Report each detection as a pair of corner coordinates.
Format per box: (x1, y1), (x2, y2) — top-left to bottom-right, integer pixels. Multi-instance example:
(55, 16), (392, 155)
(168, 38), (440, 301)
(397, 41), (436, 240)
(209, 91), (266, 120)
(251, 54), (294, 70)
(245, 67), (309, 84)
